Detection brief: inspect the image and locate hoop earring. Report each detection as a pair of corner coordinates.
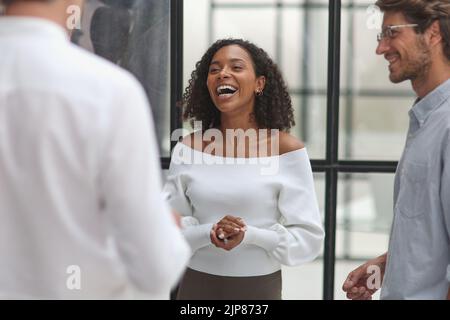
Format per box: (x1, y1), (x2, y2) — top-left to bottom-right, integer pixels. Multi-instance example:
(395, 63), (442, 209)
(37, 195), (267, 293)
(255, 89), (263, 97)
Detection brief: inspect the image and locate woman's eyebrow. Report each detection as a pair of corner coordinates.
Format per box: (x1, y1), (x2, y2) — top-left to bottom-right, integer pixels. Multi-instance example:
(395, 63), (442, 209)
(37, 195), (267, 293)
(209, 58), (246, 65)
(229, 58), (246, 63)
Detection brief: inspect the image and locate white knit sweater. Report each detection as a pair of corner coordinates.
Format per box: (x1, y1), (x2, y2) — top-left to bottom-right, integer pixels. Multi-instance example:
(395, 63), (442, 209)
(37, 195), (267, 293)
(163, 142), (324, 277)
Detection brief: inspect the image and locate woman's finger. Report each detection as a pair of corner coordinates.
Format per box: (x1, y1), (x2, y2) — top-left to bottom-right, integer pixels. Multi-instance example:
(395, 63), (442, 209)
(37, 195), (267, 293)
(218, 219), (246, 232)
(221, 215), (246, 228)
(217, 224), (241, 236)
(210, 225), (223, 247)
(216, 227), (225, 240)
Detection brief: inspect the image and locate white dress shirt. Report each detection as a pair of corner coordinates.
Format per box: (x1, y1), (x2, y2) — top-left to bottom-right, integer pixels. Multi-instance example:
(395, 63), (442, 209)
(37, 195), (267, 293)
(164, 142), (324, 277)
(0, 17), (190, 299)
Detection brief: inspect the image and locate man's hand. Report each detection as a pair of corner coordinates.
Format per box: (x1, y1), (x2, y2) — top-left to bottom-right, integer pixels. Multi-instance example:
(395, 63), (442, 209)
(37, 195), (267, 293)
(342, 253), (387, 300)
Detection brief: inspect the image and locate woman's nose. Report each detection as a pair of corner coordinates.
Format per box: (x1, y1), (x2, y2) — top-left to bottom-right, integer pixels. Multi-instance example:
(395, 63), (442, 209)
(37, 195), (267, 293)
(218, 67), (230, 79)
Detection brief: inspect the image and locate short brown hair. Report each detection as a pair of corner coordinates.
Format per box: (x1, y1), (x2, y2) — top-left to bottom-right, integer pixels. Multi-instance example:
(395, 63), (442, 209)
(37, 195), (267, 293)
(376, 0), (450, 60)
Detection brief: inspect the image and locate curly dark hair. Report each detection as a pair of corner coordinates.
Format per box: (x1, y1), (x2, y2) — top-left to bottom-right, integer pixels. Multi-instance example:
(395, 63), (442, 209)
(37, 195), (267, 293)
(181, 38), (295, 132)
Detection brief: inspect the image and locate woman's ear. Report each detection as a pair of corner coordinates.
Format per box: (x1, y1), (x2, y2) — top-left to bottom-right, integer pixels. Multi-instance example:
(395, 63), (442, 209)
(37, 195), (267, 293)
(256, 75), (266, 92)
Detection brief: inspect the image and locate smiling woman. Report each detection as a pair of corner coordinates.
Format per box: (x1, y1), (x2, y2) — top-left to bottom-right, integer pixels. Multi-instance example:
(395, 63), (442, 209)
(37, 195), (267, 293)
(182, 38), (295, 132)
(164, 38), (324, 300)
(206, 45), (266, 123)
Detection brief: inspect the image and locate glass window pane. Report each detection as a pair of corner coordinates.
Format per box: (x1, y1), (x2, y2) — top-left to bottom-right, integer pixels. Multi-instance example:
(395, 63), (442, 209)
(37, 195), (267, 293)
(75, 0), (171, 157)
(213, 8), (277, 57)
(281, 8), (302, 88)
(184, 1), (328, 158)
(291, 95), (327, 159)
(334, 172), (394, 300)
(285, 7), (327, 159)
(301, 9), (329, 91)
(215, 0), (277, 4)
(339, 96), (411, 160)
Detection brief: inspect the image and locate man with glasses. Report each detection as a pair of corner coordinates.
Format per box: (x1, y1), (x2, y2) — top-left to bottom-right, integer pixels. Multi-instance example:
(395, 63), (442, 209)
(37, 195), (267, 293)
(0, 0), (189, 299)
(342, 0), (450, 300)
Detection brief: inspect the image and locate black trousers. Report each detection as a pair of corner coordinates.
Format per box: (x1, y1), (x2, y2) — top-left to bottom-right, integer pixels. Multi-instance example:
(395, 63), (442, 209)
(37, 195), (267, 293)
(176, 268), (282, 300)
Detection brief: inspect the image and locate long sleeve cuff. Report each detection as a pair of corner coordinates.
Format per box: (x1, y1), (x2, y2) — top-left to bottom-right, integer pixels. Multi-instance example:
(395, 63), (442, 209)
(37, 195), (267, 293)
(182, 222), (213, 253)
(242, 225), (280, 252)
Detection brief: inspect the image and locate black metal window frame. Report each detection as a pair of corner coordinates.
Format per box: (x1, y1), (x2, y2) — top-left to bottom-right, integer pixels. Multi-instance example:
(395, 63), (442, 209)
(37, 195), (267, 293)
(164, 0), (403, 300)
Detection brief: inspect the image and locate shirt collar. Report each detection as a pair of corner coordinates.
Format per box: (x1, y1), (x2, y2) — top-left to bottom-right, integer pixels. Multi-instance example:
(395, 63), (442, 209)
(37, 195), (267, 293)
(0, 16), (68, 42)
(410, 78), (450, 127)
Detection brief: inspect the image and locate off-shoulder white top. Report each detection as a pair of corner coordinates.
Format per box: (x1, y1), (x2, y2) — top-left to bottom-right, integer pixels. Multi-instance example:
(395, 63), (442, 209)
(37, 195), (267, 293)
(163, 142), (324, 277)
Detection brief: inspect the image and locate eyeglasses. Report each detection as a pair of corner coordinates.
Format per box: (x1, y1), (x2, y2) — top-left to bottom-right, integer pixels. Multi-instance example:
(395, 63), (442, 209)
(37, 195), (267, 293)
(377, 24), (418, 42)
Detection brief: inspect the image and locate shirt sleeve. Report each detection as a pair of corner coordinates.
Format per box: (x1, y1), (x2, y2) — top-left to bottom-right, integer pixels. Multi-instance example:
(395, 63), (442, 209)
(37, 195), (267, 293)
(98, 77), (190, 295)
(447, 265), (450, 283)
(162, 144), (213, 253)
(242, 150), (324, 266)
(440, 131), (450, 283)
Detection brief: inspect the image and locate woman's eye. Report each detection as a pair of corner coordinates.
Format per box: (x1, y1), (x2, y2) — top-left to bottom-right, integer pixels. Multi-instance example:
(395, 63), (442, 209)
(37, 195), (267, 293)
(233, 65), (243, 70)
(209, 68), (220, 73)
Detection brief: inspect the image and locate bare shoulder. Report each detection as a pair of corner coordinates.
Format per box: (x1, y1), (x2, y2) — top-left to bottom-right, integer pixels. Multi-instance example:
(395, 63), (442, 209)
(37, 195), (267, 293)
(181, 132), (204, 151)
(181, 132), (195, 148)
(278, 132), (305, 155)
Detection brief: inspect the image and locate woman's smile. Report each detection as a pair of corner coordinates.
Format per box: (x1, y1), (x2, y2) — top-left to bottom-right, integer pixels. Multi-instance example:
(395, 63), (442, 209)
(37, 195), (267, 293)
(216, 84), (239, 101)
(207, 45), (263, 113)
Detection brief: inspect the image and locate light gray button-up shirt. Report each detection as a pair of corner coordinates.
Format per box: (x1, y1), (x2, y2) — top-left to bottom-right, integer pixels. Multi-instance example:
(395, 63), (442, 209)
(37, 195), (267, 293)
(381, 79), (450, 299)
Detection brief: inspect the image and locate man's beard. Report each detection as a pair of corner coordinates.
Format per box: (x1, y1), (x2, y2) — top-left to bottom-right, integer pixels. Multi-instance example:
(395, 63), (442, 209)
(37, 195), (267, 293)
(389, 36), (431, 84)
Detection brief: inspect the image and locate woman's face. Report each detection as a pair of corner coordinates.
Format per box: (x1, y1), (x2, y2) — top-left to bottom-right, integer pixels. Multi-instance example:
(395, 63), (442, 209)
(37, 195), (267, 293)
(206, 45), (265, 116)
